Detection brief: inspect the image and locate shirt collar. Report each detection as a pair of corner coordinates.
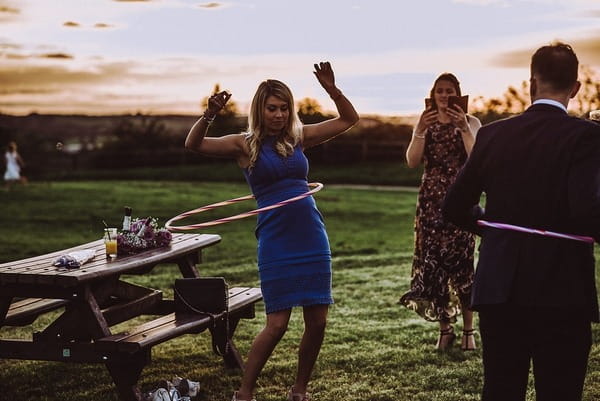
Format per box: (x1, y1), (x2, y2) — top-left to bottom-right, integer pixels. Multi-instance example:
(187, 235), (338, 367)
(532, 99), (567, 113)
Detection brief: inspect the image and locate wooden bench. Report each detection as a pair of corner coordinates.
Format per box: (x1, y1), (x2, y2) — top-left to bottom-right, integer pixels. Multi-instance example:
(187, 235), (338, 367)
(5, 298), (69, 326)
(96, 287), (262, 368)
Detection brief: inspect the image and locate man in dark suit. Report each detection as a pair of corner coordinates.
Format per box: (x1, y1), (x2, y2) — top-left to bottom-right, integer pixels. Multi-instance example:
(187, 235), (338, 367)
(442, 42), (600, 401)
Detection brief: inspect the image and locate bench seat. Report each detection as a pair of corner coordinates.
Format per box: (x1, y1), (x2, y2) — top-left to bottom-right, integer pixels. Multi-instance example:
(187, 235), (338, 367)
(96, 287), (262, 354)
(5, 298), (69, 326)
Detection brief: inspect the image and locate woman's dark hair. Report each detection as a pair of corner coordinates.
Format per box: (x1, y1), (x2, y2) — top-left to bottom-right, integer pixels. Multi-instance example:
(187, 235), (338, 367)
(531, 42), (578, 91)
(429, 73), (461, 109)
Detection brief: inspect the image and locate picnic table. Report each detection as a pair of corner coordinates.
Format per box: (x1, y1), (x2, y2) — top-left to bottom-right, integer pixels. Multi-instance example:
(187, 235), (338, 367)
(0, 233), (262, 401)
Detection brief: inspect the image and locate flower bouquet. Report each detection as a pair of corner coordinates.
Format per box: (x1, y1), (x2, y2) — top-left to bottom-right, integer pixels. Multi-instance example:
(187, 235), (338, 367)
(117, 217), (172, 255)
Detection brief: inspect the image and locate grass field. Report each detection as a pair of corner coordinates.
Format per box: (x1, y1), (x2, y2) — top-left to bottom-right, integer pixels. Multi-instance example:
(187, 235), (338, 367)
(0, 181), (598, 401)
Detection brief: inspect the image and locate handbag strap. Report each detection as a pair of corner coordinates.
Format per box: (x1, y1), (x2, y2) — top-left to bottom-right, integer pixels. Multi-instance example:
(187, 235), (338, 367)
(173, 285), (230, 356)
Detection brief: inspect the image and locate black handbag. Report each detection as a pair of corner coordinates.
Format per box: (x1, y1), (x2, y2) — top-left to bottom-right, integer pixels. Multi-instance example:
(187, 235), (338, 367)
(173, 277), (229, 356)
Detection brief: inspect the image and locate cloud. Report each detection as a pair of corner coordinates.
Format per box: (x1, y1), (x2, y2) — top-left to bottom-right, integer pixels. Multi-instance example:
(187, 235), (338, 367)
(198, 2), (224, 9)
(94, 23), (114, 29)
(63, 21), (81, 27)
(0, 6), (18, 14)
(0, 2), (20, 23)
(489, 32), (600, 68)
(113, 0), (153, 2)
(39, 53), (74, 59)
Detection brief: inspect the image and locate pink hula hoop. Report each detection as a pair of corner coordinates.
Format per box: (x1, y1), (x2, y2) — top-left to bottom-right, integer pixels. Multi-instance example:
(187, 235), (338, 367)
(166, 182), (324, 232)
(477, 220), (594, 244)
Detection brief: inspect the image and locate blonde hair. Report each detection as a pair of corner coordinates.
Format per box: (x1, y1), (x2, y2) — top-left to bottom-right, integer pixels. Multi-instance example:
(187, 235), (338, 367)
(246, 79), (303, 170)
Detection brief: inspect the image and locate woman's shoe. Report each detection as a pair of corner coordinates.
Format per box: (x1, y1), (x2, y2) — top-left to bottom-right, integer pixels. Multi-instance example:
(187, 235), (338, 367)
(461, 329), (477, 351)
(288, 387), (310, 401)
(232, 391), (256, 401)
(436, 326), (456, 350)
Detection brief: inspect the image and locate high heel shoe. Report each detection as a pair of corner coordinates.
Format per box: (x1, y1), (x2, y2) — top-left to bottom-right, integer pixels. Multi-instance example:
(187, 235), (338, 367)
(461, 329), (477, 351)
(436, 326), (456, 350)
(232, 391), (256, 401)
(288, 387), (311, 401)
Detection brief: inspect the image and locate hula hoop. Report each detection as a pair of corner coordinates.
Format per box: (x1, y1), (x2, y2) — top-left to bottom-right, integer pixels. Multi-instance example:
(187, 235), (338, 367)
(166, 182), (324, 232)
(477, 220), (594, 244)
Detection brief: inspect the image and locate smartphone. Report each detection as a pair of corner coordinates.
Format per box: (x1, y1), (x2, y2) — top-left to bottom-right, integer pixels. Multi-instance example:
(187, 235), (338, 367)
(424, 98), (435, 110)
(448, 95), (469, 113)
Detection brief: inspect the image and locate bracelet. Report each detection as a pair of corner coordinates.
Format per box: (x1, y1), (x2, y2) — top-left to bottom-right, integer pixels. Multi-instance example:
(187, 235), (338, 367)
(413, 132), (426, 139)
(201, 111), (216, 124)
(328, 88), (343, 101)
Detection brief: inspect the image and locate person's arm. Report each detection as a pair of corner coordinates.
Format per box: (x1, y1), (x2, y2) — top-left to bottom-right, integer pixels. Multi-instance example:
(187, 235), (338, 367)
(568, 128), (600, 242)
(405, 109), (438, 168)
(16, 153), (25, 168)
(442, 133), (486, 235)
(447, 106), (481, 155)
(302, 62), (359, 149)
(184, 91), (249, 164)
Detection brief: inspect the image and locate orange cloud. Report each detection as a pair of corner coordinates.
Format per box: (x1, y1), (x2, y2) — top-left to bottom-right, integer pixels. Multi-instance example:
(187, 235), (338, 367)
(0, 6), (18, 14)
(39, 53), (74, 59)
(63, 21), (81, 27)
(489, 33), (600, 68)
(198, 2), (223, 9)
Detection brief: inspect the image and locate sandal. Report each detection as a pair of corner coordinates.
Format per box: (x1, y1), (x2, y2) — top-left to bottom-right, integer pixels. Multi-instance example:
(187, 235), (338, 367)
(232, 391), (256, 401)
(436, 326), (456, 350)
(461, 329), (477, 351)
(288, 387), (311, 401)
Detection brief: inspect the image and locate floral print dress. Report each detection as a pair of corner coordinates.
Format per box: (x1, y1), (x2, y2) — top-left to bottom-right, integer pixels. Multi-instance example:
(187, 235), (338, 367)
(400, 121), (475, 322)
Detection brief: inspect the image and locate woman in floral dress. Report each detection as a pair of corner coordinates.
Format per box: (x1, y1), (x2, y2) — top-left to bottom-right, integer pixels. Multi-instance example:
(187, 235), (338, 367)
(400, 73), (481, 350)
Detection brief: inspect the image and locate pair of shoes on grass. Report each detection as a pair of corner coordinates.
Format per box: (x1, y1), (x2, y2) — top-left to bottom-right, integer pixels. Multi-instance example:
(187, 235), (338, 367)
(436, 326), (477, 351)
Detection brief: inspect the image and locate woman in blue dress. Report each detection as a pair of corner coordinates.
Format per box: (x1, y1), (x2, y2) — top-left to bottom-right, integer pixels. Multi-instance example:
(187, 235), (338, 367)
(185, 62), (359, 401)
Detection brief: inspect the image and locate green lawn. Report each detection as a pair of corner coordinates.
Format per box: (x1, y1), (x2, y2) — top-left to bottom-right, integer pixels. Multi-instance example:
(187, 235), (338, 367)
(0, 181), (598, 401)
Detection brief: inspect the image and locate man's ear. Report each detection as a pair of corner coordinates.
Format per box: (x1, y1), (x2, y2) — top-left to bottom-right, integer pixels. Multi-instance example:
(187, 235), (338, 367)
(529, 77), (537, 99)
(569, 80), (581, 99)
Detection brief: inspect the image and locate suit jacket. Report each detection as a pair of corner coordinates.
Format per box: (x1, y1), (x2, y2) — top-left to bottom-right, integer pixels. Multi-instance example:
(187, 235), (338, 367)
(442, 103), (600, 321)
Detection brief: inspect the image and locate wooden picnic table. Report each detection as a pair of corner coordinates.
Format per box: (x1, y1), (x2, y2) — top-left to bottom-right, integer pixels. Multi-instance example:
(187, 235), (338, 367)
(0, 233), (262, 401)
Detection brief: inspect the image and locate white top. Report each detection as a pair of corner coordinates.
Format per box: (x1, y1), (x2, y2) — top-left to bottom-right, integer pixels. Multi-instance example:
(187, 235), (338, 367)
(4, 151), (21, 181)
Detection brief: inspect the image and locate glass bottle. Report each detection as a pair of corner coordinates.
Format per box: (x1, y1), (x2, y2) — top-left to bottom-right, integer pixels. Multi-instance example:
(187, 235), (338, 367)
(122, 206), (132, 232)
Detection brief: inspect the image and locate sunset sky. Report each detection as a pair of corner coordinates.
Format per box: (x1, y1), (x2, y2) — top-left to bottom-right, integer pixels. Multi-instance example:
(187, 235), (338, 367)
(1, 0), (599, 116)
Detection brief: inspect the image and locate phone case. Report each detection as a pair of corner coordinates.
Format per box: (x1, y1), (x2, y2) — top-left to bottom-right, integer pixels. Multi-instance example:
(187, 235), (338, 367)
(448, 95), (468, 113)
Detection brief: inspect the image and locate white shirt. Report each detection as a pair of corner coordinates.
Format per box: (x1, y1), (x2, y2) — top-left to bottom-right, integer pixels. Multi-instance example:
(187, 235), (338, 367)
(532, 99), (567, 113)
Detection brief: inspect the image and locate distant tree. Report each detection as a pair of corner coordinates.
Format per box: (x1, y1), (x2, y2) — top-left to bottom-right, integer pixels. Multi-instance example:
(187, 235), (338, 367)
(297, 97), (332, 124)
(201, 84), (238, 119)
(572, 65), (600, 117)
(471, 65), (600, 124)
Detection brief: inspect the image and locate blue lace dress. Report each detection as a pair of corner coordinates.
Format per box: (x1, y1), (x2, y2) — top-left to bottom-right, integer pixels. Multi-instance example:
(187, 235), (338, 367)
(243, 135), (333, 314)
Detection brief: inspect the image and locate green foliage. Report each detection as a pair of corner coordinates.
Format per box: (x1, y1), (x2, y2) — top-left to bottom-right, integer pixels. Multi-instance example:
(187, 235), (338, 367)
(0, 181), (599, 401)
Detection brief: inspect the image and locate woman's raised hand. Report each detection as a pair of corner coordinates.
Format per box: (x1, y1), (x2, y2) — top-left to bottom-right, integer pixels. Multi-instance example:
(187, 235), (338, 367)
(415, 109), (438, 136)
(206, 90), (232, 117)
(313, 61), (337, 94)
(446, 104), (469, 132)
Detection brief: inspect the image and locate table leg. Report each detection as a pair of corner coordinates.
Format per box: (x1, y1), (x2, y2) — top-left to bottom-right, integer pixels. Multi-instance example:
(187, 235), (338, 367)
(176, 252), (201, 278)
(0, 296), (12, 326)
(105, 349), (150, 401)
(213, 316), (245, 370)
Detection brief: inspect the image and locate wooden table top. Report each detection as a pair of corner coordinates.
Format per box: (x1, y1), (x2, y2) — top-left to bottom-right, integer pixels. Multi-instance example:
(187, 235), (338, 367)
(0, 233), (221, 287)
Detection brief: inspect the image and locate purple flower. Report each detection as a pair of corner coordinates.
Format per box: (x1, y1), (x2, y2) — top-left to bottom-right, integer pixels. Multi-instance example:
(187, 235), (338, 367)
(155, 229), (172, 247)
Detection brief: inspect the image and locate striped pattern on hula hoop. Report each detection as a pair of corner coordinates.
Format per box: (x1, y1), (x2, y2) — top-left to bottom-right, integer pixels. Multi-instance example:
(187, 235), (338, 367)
(477, 220), (594, 244)
(166, 182), (324, 232)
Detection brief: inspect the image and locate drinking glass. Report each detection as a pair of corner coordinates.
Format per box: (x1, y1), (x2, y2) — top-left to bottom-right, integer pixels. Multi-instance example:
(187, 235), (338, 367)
(104, 228), (118, 258)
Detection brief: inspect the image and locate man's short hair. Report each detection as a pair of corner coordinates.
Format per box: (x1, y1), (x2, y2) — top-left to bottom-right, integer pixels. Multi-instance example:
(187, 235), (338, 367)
(531, 42), (578, 91)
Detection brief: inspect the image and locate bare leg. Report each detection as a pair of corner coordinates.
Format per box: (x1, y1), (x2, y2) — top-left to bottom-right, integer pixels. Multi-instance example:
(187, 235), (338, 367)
(436, 319), (455, 350)
(292, 304), (329, 395)
(236, 309), (292, 400)
(461, 303), (476, 350)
